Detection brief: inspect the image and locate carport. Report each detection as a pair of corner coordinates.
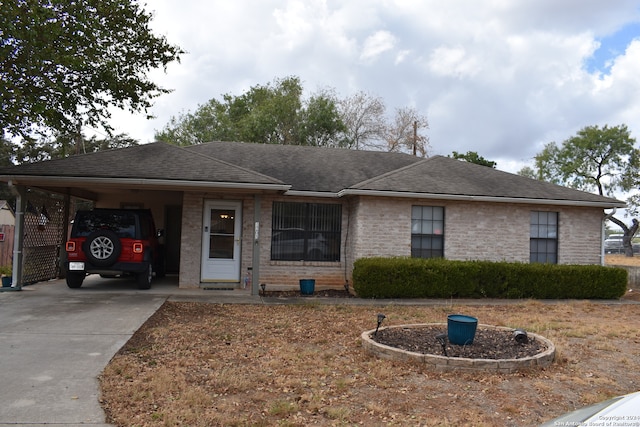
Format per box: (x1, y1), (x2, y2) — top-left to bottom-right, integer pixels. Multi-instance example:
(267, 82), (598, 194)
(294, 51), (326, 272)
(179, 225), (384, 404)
(0, 143), (289, 293)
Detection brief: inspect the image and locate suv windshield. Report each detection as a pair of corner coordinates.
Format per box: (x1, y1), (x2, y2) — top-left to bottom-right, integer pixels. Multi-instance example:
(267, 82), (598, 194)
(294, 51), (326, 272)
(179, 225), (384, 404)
(73, 211), (137, 239)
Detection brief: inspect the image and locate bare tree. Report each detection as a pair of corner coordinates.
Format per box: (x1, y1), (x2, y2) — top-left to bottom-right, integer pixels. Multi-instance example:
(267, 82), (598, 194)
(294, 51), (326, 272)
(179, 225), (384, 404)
(337, 91), (386, 150)
(384, 107), (430, 157)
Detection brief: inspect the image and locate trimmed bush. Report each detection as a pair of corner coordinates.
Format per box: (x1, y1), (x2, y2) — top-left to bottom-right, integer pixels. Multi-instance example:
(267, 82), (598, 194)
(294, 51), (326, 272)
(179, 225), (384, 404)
(352, 257), (628, 299)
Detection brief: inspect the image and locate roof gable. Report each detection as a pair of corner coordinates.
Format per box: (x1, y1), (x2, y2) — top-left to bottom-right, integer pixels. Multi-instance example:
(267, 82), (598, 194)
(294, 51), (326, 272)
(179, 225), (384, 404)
(348, 155), (622, 205)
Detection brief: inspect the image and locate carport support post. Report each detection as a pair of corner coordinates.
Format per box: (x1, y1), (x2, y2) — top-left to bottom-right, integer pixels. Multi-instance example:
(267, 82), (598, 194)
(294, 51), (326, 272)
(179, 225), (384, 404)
(61, 191), (71, 274)
(251, 195), (261, 296)
(9, 182), (25, 290)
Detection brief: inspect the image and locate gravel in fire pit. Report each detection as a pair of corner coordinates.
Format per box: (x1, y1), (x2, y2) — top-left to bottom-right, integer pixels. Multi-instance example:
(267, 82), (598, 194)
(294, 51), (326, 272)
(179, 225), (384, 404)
(372, 326), (548, 359)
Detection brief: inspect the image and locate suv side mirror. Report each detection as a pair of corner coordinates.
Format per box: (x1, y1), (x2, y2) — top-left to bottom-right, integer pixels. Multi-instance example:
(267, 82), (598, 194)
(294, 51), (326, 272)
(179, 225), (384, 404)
(157, 229), (164, 238)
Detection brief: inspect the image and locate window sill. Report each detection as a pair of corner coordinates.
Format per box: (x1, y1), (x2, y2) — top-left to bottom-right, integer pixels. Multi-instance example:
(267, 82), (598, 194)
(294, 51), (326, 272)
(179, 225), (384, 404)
(269, 260), (343, 267)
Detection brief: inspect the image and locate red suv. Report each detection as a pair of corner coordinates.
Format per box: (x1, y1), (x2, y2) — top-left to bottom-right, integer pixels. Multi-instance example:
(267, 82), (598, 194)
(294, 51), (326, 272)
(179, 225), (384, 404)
(64, 208), (164, 289)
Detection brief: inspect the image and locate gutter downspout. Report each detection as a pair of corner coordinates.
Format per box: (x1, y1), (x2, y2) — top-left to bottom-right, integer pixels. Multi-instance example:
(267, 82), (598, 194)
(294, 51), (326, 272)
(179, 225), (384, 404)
(602, 208), (616, 266)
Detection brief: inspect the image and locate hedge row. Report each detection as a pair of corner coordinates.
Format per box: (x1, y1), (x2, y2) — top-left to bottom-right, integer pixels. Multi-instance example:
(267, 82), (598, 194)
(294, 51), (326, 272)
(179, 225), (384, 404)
(352, 257), (628, 299)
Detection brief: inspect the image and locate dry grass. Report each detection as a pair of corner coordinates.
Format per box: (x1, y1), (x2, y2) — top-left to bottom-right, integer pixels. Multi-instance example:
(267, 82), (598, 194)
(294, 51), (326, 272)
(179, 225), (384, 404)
(605, 254), (640, 301)
(100, 300), (640, 427)
(605, 254), (640, 267)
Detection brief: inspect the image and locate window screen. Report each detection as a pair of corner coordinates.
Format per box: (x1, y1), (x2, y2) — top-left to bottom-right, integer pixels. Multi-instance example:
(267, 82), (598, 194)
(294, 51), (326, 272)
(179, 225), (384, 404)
(271, 202), (341, 261)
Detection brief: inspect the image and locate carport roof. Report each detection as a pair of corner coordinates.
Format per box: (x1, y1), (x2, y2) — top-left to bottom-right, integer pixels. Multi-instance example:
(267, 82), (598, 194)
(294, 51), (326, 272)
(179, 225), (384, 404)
(0, 142), (289, 195)
(1, 142), (285, 183)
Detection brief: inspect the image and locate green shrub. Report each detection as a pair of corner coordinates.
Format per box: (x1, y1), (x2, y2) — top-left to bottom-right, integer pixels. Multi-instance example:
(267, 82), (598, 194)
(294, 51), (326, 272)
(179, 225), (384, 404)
(352, 257), (628, 299)
(0, 265), (12, 276)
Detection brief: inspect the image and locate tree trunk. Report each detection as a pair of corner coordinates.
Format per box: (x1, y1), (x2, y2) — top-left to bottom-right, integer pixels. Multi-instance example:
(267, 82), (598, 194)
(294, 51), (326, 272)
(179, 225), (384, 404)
(608, 217), (639, 257)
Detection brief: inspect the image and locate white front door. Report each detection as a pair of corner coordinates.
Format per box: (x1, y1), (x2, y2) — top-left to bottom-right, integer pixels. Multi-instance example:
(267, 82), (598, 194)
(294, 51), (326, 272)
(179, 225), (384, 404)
(201, 200), (242, 282)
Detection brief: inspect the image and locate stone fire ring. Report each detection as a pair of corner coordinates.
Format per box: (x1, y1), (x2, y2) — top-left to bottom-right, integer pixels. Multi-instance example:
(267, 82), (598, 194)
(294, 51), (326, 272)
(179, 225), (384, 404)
(361, 323), (556, 374)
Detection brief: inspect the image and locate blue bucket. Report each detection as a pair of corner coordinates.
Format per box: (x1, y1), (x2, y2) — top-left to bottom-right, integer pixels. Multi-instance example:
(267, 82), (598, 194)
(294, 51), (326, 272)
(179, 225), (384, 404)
(299, 279), (315, 295)
(447, 314), (478, 345)
(1, 276), (11, 287)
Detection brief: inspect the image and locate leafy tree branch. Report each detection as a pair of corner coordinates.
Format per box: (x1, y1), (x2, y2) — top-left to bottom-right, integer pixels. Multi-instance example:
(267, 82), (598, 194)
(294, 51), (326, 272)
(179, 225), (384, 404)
(1, 0), (183, 139)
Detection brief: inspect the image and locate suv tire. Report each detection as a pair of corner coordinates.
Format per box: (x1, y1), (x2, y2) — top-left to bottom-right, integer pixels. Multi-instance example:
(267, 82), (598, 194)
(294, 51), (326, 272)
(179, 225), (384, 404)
(137, 264), (152, 289)
(155, 247), (166, 279)
(85, 230), (122, 267)
(66, 272), (85, 288)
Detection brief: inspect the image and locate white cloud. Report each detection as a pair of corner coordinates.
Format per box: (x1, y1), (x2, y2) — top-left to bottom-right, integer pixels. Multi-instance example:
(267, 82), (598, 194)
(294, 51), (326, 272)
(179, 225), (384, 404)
(360, 30), (396, 62)
(100, 0), (640, 177)
(590, 39), (640, 125)
(428, 46), (480, 79)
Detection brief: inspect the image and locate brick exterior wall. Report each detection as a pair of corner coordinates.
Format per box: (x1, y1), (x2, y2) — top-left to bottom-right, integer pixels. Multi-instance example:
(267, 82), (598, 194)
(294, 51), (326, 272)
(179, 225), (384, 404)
(350, 196), (411, 259)
(178, 192), (605, 289)
(348, 196), (604, 272)
(557, 206), (604, 265)
(178, 192), (203, 287)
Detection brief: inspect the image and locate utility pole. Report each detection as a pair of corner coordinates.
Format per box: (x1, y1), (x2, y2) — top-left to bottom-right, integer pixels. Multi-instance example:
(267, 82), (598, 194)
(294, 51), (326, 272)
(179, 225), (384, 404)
(75, 122), (84, 155)
(412, 120), (417, 156)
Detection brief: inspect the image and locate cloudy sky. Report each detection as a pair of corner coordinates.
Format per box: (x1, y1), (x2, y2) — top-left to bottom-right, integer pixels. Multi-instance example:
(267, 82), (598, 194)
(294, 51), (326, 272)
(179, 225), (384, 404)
(107, 0), (640, 173)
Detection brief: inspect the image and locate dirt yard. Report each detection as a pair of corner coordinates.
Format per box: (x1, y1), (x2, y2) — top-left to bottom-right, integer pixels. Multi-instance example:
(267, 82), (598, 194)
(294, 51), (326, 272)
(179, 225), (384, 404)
(98, 255), (640, 426)
(100, 293), (640, 426)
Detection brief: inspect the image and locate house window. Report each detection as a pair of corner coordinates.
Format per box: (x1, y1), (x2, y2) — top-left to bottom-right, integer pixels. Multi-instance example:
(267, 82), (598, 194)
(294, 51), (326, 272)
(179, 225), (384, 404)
(271, 202), (341, 261)
(530, 211), (558, 263)
(411, 206), (444, 258)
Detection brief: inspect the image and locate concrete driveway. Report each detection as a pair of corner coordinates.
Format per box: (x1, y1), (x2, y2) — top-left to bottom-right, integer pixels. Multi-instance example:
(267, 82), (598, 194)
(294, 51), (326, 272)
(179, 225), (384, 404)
(0, 276), (172, 426)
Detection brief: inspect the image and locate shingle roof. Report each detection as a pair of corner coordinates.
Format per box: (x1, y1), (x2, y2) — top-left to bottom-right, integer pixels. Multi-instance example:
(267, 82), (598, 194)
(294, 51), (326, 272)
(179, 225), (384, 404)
(0, 141), (625, 207)
(184, 141), (420, 192)
(0, 142), (283, 185)
(348, 155), (622, 205)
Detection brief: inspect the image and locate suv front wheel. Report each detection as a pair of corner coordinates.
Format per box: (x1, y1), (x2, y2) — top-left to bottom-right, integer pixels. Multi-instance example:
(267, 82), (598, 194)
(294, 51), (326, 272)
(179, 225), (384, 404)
(137, 264), (152, 289)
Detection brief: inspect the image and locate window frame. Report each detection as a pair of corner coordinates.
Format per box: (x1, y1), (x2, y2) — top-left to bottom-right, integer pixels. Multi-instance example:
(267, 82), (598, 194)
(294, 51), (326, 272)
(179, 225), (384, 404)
(530, 211), (558, 264)
(411, 205), (445, 259)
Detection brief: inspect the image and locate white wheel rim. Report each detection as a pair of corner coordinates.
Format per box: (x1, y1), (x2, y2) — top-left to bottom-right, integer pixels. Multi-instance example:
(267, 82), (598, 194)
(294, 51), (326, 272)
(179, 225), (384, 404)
(90, 236), (114, 259)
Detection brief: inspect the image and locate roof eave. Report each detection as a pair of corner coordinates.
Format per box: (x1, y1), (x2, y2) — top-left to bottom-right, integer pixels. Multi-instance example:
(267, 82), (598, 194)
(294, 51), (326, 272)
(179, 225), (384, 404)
(338, 189), (626, 208)
(283, 190), (340, 198)
(3, 175), (291, 192)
